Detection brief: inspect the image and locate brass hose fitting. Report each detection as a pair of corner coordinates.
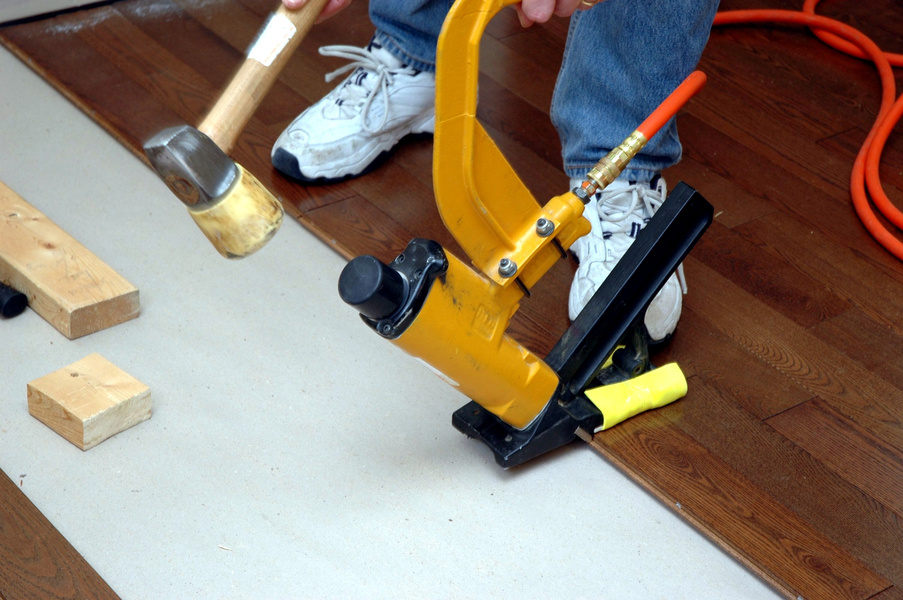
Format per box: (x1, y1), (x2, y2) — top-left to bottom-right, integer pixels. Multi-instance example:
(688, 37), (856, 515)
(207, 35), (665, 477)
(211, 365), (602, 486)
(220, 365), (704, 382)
(574, 130), (648, 201)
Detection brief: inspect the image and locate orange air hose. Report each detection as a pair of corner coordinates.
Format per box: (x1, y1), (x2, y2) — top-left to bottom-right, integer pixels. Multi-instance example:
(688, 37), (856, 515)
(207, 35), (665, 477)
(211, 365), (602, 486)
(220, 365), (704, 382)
(802, 0), (903, 67)
(712, 5), (903, 260)
(638, 71), (708, 140)
(582, 71), (706, 195)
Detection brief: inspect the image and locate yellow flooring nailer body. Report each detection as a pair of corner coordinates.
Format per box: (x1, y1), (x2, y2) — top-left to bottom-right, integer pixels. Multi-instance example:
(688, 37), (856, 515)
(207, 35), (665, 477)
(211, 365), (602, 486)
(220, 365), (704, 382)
(338, 0), (713, 468)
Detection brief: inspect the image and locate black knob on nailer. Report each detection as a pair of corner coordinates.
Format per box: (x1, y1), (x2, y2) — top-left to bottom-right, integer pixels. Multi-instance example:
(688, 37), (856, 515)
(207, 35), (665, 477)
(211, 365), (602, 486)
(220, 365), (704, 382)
(338, 255), (406, 320)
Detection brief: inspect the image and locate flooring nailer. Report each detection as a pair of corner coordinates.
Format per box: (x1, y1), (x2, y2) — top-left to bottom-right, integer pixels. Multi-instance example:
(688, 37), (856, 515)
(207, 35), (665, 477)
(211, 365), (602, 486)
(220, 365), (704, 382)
(338, 0), (714, 468)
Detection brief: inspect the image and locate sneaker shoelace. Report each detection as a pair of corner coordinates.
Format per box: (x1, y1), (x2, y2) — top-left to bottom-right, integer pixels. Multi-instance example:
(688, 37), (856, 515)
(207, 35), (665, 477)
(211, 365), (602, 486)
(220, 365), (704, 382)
(594, 181), (688, 294)
(318, 44), (418, 133)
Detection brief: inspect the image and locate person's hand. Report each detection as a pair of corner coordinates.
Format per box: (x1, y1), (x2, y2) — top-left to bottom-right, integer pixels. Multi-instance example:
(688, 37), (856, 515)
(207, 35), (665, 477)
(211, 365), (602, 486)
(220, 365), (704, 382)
(514, 0), (603, 27)
(282, 0), (351, 24)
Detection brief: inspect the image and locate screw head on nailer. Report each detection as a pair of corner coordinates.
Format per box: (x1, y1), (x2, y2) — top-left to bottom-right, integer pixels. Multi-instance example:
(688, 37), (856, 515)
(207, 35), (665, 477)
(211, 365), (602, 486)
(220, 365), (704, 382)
(536, 218), (555, 237)
(498, 258), (518, 278)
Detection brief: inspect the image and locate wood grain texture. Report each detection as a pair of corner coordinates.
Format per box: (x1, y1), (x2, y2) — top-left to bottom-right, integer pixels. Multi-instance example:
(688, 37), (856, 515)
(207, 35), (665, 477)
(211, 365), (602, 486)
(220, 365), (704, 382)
(1, 0), (902, 597)
(0, 468), (119, 600)
(27, 353), (152, 451)
(589, 411), (890, 600)
(0, 181), (139, 339)
(872, 587), (903, 600)
(767, 398), (903, 518)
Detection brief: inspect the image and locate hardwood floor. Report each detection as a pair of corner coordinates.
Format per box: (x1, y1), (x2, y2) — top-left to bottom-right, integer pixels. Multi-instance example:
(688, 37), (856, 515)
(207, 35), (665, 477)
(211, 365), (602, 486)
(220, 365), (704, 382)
(1, 0), (901, 598)
(0, 469), (119, 599)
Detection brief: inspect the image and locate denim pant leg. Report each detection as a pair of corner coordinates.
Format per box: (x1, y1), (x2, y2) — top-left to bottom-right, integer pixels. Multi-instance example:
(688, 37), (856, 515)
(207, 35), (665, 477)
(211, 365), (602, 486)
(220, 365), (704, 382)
(552, 0), (720, 182)
(370, 0), (454, 72)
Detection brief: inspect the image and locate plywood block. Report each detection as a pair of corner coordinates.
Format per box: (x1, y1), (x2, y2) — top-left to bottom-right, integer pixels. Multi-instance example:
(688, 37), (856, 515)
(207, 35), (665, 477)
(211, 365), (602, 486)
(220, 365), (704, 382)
(0, 181), (139, 339)
(27, 353), (151, 450)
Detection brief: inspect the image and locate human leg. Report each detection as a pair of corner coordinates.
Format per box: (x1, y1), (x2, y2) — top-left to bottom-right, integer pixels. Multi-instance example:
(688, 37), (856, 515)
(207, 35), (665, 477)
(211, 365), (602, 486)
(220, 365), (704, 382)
(559, 1), (719, 339)
(553, 0), (720, 180)
(370, 0), (455, 72)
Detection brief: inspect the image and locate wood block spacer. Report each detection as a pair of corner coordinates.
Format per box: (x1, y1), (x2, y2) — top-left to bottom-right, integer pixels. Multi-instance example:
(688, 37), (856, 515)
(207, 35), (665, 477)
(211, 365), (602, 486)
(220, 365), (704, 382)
(1, 181), (140, 339)
(27, 353), (151, 450)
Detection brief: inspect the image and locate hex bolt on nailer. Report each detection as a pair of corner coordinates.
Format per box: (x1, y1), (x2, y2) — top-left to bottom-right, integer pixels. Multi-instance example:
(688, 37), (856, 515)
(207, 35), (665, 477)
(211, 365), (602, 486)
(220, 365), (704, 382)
(339, 0), (714, 468)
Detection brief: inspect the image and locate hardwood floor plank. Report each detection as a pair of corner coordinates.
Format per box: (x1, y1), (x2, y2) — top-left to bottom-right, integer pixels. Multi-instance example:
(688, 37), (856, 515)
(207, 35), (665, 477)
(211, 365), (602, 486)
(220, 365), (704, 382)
(117, 0), (247, 93)
(589, 411), (890, 600)
(705, 24), (883, 138)
(818, 127), (903, 195)
(485, 6), (569, 56)
(668, 384), (903, 584)
(677, 111), (901, 271)
(475, 73), (566, 193)
(684, 257), (903, 452)
(738, 212), (903, 337)
(801, 0), (903, 52)
(76, 6), (221, 139)
(693, 219), (851, 328)
(665, 148), (777, 230)
(306, 195), (415, 262)
(871, 586), (903, 600)
(0, 10), (181, 155)
(387, 133), (436, 189)
(0, 469), (119, 600)
(810, 308), (903, 393)
(478, 34), (558, 114)
(348, 155), (458, 250)
(767, 399), (903, 518)
(656, 307), (814, 419)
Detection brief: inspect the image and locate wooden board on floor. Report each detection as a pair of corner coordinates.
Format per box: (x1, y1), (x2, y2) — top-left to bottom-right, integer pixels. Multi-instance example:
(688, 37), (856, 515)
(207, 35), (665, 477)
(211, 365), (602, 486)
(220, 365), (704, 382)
(1, 0), (901, 598)
(0, 467), (120, 600)
(0, 181), (140, 339)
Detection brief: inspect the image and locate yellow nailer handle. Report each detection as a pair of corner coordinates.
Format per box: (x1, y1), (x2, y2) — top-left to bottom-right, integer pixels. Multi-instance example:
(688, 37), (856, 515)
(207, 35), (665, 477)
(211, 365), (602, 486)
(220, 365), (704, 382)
(585, 363), (687, 431)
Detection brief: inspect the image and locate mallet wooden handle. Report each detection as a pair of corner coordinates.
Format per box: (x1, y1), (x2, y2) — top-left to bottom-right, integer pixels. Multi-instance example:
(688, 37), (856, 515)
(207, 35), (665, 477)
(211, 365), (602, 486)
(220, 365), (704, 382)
(198, 0), (330, 153)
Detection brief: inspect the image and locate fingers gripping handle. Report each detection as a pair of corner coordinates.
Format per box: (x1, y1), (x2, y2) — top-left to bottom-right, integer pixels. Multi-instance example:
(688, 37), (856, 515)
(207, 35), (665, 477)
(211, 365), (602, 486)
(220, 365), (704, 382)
(198, 0), (330, 152)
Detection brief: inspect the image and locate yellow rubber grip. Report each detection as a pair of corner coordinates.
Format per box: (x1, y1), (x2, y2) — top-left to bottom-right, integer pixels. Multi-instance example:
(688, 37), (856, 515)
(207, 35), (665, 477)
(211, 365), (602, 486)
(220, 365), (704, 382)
(585, 363), (687, 431)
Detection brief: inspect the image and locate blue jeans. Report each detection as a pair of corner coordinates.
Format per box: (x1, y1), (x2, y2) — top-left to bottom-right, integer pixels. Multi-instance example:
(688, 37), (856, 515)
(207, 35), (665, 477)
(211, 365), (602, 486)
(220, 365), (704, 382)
(371, 0), (719, 182)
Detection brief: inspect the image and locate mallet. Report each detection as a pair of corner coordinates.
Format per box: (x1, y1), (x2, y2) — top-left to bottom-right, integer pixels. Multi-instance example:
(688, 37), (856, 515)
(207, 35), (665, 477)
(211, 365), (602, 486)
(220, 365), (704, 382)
(144, 0), (328, 259)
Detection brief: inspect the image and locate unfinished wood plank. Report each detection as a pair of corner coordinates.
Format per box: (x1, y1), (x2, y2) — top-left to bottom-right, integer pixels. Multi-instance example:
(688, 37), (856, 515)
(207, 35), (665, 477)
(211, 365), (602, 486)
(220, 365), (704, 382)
(0, 468), (120, 600)
(0, 181), (139, 339)
(27, 353), (151, 451)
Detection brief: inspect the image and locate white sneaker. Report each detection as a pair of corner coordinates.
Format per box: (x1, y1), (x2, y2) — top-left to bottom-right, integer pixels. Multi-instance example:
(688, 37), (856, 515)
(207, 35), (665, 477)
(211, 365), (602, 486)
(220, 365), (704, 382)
(568, 176), (685, 343)
(272, 40), (436, 182)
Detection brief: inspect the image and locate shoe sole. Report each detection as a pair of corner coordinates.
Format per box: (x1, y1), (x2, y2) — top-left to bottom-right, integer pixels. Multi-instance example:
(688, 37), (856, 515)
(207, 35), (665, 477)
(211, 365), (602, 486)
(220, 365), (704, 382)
(273, 107), (436, 184)
(273, 131), (434, 184)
